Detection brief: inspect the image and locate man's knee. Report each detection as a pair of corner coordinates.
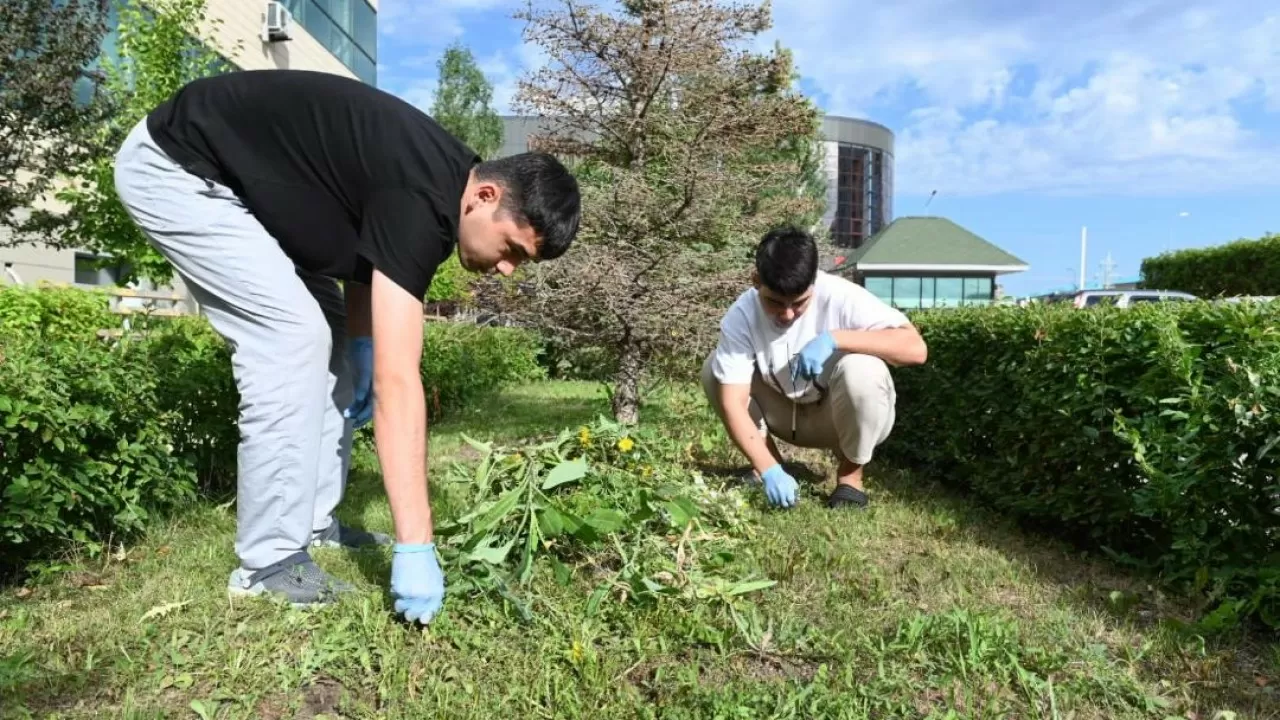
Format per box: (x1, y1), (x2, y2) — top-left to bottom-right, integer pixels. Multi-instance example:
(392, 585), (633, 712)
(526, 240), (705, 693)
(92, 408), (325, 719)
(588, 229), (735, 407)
(831, 353), (893, 400)
(827, 353), (896, 463)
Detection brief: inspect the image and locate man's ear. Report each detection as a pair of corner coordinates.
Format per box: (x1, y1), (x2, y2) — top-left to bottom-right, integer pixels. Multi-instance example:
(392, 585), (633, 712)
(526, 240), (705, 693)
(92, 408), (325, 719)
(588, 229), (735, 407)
(477, 180), (501, 205)
(751, 269), (761, 289)
(462, 181), (497, 214)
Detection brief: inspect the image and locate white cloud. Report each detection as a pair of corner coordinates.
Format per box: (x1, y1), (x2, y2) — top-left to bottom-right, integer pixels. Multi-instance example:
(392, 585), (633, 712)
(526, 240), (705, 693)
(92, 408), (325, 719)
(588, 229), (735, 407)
(760, 0), (1280, 196)
(377, 0), (1280, 196)
(377, 0), (512, 42)
(377, 0), (538, 114)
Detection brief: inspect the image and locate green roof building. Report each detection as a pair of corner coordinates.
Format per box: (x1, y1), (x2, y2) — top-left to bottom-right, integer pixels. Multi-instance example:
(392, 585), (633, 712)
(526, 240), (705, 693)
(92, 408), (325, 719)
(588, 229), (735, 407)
(831, 216), (1029, 309)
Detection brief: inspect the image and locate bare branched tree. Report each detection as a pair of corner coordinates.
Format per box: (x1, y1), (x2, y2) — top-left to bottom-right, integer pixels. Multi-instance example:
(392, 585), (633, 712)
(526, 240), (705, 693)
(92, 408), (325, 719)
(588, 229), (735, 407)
(497, 0), (823, 423)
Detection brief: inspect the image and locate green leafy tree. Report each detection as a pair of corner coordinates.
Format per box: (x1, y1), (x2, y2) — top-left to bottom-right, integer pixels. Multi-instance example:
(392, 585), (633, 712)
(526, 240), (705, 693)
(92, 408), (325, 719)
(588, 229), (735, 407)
(497, 0), (822, 423)
(431, 42), (504, 161)
(426, 42), (505, 306)
(0, 0), (112, 243)
(44, 0), (237, 285)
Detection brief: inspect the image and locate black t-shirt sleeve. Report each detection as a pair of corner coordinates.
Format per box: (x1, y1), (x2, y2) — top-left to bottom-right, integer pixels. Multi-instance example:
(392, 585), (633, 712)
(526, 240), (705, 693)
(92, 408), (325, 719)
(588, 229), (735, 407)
(355, 189), (452, 300)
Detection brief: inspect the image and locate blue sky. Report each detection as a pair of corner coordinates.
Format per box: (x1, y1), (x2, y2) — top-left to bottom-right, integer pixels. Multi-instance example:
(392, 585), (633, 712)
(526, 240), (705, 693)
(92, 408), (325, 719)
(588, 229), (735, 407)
(374, 0), (1280, 297)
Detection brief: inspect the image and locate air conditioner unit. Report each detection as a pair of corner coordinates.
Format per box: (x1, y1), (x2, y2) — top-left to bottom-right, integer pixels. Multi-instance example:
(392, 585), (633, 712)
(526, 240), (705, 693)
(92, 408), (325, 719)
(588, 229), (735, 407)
(261, 1), (293, 43)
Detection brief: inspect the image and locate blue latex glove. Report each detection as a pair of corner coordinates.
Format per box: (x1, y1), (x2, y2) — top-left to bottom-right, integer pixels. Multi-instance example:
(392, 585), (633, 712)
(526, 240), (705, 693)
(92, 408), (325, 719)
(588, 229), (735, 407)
(344, 336), (373, 428)
(390, 543), (445, 624)
(791, 331), (837, 384)
(761, 464), (798, 508)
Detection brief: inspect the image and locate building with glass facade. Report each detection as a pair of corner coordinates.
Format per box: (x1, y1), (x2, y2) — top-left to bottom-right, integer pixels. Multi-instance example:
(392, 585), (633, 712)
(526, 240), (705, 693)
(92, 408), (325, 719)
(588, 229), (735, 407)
(833, 216), (1028, 309)
(2, 0), (378, 290)
(819, 116), (894, 250)
(280, 0), (378, 85)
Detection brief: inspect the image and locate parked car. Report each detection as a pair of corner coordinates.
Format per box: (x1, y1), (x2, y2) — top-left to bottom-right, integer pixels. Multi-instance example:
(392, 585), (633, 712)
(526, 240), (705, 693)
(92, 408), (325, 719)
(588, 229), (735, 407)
(1218, 295), (1278, 304)
(1062, 290), (1199, 308)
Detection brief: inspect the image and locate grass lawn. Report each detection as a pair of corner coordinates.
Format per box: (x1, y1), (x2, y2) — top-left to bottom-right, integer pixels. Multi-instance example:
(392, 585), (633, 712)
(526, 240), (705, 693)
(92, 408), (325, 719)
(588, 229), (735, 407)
(2, 380), (1277, 719)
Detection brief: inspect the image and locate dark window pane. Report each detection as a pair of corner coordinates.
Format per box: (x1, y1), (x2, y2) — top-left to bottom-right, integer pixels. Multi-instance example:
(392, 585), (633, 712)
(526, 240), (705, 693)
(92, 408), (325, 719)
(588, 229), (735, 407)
(963, 277), (992, 304)
(330, 25), (354, 65)
(312, 0), (337, 21)
(312, 8), (353, 66)
(283, 0), (307, 22)
(353, 49), (376, 84)
(333, 0), (353, 26)
(353, 0), (376, 58)
(74, 254), (123, 286)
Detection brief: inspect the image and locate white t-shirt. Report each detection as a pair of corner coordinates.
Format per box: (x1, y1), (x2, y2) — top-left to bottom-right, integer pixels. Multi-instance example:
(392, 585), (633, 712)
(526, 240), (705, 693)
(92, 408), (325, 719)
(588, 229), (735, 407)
(710, 270), (910, 403)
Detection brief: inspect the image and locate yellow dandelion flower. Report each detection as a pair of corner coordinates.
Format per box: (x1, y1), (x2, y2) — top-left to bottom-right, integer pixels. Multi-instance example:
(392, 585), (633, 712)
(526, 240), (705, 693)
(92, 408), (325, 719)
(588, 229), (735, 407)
(578, 426), (592, 446)
(617, 437), (635, 453)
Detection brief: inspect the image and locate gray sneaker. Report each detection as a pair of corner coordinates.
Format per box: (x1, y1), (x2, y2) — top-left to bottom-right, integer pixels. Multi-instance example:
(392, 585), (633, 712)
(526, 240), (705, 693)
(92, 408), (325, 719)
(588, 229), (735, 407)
(227, 551), (356, 607)
(310, 521), (392, 550)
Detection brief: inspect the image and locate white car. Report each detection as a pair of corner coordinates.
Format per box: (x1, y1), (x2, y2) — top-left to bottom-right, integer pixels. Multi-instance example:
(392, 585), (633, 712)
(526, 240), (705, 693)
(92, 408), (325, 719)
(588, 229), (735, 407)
(1219, 296), (1277, 304)
(1067, 290), (1198, 308)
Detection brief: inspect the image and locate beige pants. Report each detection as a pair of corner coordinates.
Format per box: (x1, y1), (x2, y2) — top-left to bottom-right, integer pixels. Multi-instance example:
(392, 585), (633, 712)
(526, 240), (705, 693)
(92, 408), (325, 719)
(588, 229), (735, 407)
(700, 352), (897, 465)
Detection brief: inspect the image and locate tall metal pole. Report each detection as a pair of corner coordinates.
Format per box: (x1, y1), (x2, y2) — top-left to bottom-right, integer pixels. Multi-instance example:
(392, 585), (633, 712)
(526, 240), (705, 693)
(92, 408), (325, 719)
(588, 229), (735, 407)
(1079, 226), (1088, 290)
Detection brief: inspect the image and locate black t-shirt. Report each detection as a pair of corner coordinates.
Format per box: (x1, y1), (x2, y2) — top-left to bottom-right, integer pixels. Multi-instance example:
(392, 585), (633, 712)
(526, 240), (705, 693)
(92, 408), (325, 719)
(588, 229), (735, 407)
(145, 69), (480, 300)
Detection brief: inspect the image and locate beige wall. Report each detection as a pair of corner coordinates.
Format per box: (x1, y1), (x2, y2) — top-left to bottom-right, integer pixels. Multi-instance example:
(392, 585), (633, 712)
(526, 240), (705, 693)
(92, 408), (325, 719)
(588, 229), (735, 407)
(1, 0), (362, 294)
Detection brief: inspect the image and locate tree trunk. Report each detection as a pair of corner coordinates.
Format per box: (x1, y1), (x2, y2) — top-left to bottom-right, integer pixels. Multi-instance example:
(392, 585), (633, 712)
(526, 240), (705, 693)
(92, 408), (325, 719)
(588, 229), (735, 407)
(612, 338), (643, 425)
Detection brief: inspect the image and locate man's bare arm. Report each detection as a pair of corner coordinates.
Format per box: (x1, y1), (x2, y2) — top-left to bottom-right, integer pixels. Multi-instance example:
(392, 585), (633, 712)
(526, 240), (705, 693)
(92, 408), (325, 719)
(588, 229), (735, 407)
(718, 383), (781, 475)
(369, 269), (432, 544)
(831, 326), (928, 367)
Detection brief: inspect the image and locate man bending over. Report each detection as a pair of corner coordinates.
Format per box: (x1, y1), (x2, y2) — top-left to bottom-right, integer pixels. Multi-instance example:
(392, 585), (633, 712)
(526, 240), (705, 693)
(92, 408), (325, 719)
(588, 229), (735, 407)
(701, 227), (927, 510)
(113, 69), (580, 623)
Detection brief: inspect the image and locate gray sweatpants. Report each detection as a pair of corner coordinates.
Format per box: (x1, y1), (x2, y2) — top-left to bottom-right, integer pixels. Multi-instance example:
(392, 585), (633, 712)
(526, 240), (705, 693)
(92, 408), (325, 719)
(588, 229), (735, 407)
(113, 117), (355, 571)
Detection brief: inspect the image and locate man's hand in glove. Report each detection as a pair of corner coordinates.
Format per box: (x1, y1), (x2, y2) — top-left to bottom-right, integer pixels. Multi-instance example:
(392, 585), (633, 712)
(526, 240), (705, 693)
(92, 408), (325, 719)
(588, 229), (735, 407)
(390, 543), (445, 625)
(344, 336), (374, 428)
(791, 331), (836, 383)
(761, 463), (798, 508)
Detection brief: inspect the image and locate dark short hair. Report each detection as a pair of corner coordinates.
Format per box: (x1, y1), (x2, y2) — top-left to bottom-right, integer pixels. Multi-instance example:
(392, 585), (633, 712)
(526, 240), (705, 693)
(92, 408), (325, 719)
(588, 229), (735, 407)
(755, 226), (818, 297)
(473, 152), (581, 260)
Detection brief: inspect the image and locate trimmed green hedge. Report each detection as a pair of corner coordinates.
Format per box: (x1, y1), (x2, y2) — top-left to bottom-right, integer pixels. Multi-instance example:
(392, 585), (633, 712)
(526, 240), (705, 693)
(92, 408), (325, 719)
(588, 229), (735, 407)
(0, 325), (204, 566)
(0, 285), (543, 572)
(1140, 232), (1280, 297)
(0, 282), (120, 339)
(884, 302), (1280, 628)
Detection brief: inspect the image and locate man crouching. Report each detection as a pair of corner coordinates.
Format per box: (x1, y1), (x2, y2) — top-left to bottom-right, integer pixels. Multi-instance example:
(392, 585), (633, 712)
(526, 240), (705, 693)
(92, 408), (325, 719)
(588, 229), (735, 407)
(701, 226), (928, 510)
